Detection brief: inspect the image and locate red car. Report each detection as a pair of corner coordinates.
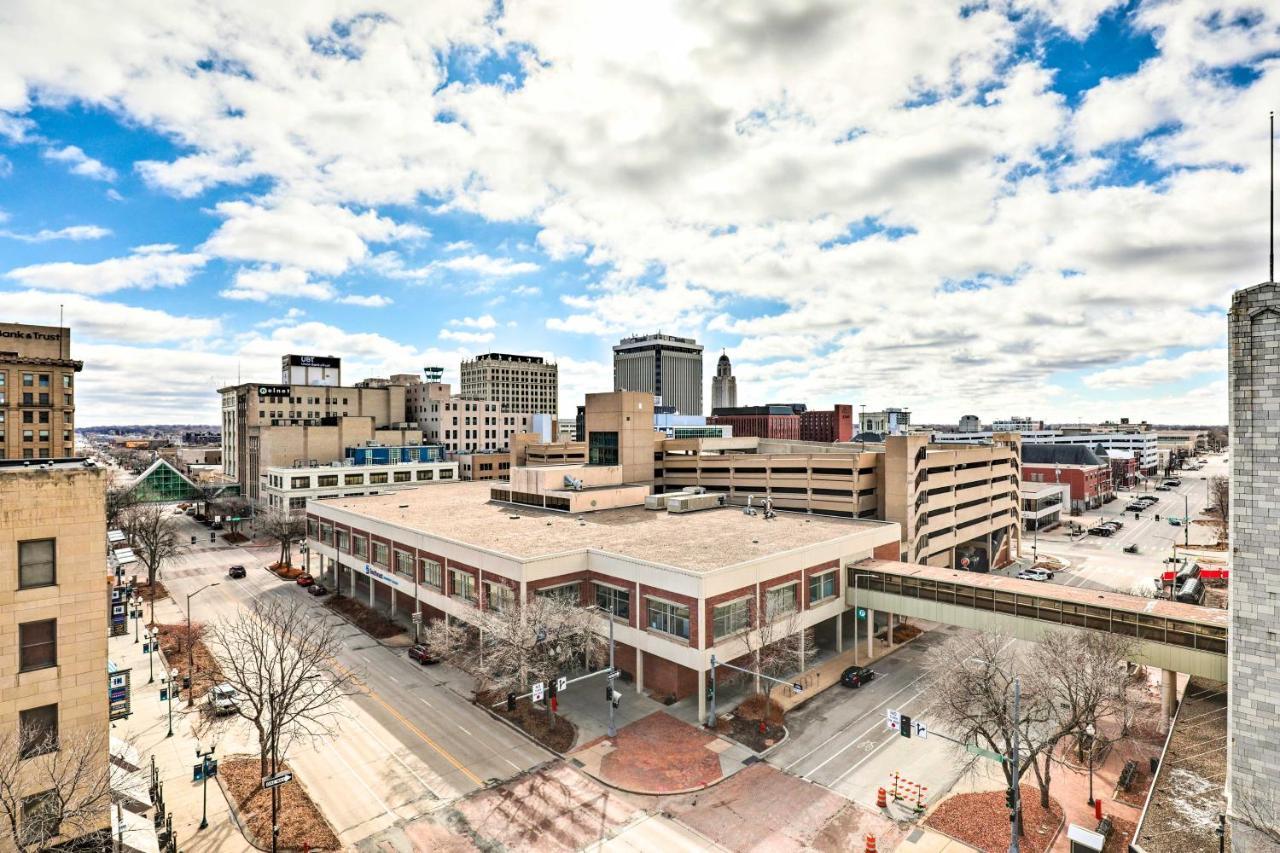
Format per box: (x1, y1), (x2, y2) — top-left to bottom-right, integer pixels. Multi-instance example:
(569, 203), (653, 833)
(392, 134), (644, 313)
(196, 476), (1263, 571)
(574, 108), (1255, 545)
(407, 644), (438, 665)
(296, 573), (314, 587)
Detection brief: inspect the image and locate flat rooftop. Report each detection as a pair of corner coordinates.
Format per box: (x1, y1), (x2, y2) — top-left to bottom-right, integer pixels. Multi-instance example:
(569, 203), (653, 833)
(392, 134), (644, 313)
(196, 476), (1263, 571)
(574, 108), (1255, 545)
(317, 480), (893, 571)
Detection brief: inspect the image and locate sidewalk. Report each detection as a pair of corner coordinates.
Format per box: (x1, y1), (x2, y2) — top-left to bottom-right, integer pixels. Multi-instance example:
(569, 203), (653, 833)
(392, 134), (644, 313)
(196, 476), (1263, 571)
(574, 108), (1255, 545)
(108, 598), (253, 853)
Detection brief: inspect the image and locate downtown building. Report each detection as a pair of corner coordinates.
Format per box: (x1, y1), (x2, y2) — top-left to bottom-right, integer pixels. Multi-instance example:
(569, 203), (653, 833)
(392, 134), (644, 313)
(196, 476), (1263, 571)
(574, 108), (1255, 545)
(0, 323), (81, 461)
(932, 427), (1159, 473)
(710, 351), (737, 410)
(613, 333), (704, 416)
(460, 352), (559, 422)
(404, 378), (539, 457)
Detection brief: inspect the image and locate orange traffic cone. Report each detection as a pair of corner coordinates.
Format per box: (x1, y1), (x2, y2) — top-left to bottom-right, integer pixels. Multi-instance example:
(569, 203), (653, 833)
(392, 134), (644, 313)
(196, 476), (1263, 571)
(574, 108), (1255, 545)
(865, 834), (878, 853)
(876, 787), (887, 808)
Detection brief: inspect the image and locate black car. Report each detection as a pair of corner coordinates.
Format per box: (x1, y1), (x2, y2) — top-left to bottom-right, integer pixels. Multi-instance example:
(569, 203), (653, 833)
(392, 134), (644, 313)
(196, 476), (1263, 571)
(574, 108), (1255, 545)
(306, 583), (328, 596)
(840, 665), (876, 688)
(408, 644), (438, 665)
(1088, 526), (1114, 536)
(227, 565), (247, 579)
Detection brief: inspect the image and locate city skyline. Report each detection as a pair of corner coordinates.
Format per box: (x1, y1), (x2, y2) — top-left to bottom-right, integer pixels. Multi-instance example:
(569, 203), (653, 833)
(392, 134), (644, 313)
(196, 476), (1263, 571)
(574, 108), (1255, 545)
(1, 3), (1276, 427)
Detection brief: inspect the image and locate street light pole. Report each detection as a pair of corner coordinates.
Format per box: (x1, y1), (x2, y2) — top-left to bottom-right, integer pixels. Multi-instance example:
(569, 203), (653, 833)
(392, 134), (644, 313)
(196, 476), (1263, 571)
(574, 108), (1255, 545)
(166, 667), (177, 737)
(1085, 722), (1096, 806)
(196, 744), (216, 830)
(148, 627), (157, 683)
(186, 582), (219, 708)
(607, 608), (616, 738)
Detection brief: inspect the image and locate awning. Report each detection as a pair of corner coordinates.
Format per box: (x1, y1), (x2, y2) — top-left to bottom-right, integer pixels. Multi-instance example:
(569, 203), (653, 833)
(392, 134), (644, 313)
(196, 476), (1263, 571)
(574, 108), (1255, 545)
(113, 548), (137, 565)
(108, 529), (127, 543)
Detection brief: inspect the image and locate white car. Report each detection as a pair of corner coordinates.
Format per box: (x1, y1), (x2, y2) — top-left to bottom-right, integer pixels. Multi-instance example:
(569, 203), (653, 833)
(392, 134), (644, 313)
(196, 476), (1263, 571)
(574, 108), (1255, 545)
(1017, 569), (1053, 582)
(206, 683), (239, 715)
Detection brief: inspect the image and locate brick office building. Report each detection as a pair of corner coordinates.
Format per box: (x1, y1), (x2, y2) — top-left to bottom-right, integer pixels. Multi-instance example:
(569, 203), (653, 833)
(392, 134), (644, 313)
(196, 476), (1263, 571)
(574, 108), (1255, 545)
(1021, 444), (1113, 512)
(708, 404), (805, 440)
(799, 405), (855, 443)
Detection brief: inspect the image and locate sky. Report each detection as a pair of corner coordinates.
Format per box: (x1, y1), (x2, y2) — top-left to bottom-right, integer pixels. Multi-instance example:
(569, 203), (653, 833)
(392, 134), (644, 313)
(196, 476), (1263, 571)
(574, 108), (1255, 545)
(0, 0), (1276, 428)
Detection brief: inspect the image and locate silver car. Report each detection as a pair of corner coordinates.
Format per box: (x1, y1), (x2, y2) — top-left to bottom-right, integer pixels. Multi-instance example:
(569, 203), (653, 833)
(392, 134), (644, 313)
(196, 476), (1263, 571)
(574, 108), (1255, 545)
(207, 683), (238, 715)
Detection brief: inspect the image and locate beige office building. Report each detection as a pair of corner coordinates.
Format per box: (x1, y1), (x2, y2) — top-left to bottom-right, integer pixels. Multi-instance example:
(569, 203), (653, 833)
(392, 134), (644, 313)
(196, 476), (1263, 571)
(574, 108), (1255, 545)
(613, 334), (703, 416)
(460, 353), (558, 421)
(219, 368), (417, 502)
(1, 460), (110, 847)
(0, 323), (81, 461)
(405, 379), (535, 456)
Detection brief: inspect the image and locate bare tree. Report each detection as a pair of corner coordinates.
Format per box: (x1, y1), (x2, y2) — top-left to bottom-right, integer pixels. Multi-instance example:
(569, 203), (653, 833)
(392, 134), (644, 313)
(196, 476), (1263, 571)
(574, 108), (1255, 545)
(0, 725), (118, 852)
(1024, 630), (1133, 808)
(206, 597), (363, 777)
(210, 495), (252, 537)
(1235, 790), (1280, 846)
(122, 503), (180, 623)
(1208, 475), (1230, 544)
(261, 507), (306, 568)
(104, 480), (137, 530)
(421, 593), (604, 699)
(737, 598), (816, 696)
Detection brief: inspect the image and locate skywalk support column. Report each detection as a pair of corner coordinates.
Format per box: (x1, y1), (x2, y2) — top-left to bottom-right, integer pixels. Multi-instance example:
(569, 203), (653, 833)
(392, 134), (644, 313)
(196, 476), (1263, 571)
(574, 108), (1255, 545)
(887, 612), (895, 650)
(697, 668), (707, 726)
(1161, 669), (1177, 732)
(635, 651), (644, 694)
(867, 609), (875, 658)
(836, 611), (843, 654)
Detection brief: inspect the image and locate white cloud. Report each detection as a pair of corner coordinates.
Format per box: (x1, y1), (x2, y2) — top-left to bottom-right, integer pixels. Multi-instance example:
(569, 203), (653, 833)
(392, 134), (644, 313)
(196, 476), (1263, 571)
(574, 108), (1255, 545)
(337, 293), (392, 307)
(449, 314), (497, 329)
(1082, 348), (1226, 389)
(3, 289), (220, 342)
(443, 240), (474, 252)
(0, 224), (111, 242)
(5, 244), (207, 294)
(439, 328), (496, 343)
(512, 284), (541, 297)
(436, 254), (539, 277)
(202, 199), (427, 276)
(220, 266), (336, 302)
(42, 145), (117, 181)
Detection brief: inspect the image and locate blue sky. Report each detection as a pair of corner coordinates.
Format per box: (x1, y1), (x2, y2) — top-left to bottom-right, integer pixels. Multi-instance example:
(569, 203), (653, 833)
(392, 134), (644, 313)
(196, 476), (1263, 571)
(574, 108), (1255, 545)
(1, 0), (1274, 426)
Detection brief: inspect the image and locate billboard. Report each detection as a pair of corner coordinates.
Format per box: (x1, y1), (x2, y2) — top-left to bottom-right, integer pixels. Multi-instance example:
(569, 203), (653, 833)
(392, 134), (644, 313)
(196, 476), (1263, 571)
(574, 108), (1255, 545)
(286, 354), (340, 368)
(256, 384), (292, 397)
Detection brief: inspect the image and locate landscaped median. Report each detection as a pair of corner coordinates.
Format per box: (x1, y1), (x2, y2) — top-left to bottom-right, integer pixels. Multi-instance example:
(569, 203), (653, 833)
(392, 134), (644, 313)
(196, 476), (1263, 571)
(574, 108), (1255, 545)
(151, 621), (223, 701)
(218, 757), (340, 851)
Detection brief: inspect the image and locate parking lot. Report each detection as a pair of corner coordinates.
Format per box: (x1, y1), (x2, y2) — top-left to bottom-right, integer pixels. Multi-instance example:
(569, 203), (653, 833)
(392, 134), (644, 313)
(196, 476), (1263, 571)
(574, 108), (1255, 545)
(1002, 452), (1227, 597)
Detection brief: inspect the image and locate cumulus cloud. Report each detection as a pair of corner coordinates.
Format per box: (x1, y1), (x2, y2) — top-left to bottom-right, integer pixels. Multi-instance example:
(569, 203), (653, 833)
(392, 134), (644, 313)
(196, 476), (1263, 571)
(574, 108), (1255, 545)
(6, 244), (207, 294)
(1082, 348), (1226, 389)
(449, 314), (497, 329)
(435, 254), (540, 277)
(440, 328), (496, 343)
(3, 289), (221, 343)
(42, 145), (117, 181)
(220, 265), (391, 306)
(0, 224), (111, 242)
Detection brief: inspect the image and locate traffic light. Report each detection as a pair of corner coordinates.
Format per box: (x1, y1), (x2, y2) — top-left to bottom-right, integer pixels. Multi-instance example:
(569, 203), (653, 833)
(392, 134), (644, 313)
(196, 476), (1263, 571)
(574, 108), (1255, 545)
(605, 684), (612, 702)
(899, 714), (912, 738)
(506, 692), (516, 712)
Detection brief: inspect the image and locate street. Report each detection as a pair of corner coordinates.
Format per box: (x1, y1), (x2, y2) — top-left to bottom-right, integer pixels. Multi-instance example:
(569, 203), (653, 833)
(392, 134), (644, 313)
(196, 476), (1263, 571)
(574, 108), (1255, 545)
(148, 513), (552, 847)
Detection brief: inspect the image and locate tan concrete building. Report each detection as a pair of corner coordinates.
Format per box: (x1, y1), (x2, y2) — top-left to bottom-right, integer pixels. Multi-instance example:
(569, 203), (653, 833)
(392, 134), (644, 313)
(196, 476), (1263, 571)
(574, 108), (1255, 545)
(406, 379), (536, 456)
(219, 372), (417, 502)
(0, 323), (81, 461)
(583, 390), (655, 484)
(460, 353), (558, 421)
(0, 460), (110, 847)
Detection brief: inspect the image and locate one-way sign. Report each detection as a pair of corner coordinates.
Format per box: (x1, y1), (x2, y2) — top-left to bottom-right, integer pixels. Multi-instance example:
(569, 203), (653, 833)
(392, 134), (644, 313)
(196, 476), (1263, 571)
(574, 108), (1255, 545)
(262, 772), (293, 790)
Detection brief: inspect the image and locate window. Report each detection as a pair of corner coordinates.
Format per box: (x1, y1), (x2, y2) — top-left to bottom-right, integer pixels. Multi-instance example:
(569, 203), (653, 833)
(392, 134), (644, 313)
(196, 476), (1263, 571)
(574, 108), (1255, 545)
(420, 558), (442, 589)
(370, 472), (388, 485)
(440, 469), (453, 479)
(37, 374), (49, 388)
(353, 535), (368, 559)
(20, 790), (60, 845)
(307, 518), (318, 539)
(416, 469), (434, 481)
(588, 431), (619, 465)
(19, 620), (56, 672)
(18, 539), (56, 589)
(808, 571), (837, 604)
(646, 599), (690, 640)
(291, 476), (310, 489)
(344, 473), (363, 485)
(23, 430), (33, 442)
(22, 373), (33, 385)
(318, 522), (332, 544)
(594, 583), (629, 619)
(289, 497), (306, 510)
(335, 529), (349, 551)
(372, 541), (389, 566)
(393, 470), (411, 483)
(394, 549), (414, 578)
(19, 705), (58, 759)
(317, 475), (339, 487)
(484, 580), (514, 612)
(713, 598), (751, 639)
(536, 582), (580, 603)
(765, 584), (798, 619)
(450, 568), (477, 603)
(62, 375), (71, 389)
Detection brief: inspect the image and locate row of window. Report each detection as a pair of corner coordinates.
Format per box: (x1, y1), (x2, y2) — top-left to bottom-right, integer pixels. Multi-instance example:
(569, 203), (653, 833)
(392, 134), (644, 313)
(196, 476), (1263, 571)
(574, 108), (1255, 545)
(0, 372), (71, 388)
(270, 468), (453, 490)
(0, 391), (71, 406)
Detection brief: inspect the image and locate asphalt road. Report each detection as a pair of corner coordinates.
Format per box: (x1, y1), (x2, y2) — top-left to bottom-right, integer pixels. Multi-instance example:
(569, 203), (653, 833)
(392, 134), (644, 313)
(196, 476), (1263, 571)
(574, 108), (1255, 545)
(153, 513), (551, 833)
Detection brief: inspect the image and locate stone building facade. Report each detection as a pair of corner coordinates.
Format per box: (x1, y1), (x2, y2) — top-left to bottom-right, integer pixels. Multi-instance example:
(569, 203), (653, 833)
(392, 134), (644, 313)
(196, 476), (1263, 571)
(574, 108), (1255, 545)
(0, 323), (81, 461)
(1227, 280), (1280, 848)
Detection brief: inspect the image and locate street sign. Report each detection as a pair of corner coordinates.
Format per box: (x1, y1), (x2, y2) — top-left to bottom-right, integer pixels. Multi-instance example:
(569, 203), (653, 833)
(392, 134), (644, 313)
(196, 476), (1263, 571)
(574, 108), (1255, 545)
(792, 682), (804, 693)
(532, 682), (545, 702)
(887, 708), (901, 731)
(411, 612), (422, 624)
(556, 676), (568, 693)
(914, 721), (928, 740)
(262, 772), (293, 790)
(857, 608), (868, 620)
(607, 668), (621, 680)
(966, 743), (1006, 764)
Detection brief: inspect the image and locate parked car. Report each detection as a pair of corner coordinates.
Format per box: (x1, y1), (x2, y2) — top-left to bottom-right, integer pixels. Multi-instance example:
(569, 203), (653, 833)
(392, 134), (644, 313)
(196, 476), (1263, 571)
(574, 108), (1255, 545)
(306, 583), (328, 596)
(840, 665), (876, 688)
(1123, 544), (1139, 554)
(296, 573), (315, 587)
(227, 564), (247, 579)
(1155, 485), (1172, 491)
(1017, 569), (1053, 581)
(408, 644), (439, 665)
(1163, 479), (1182, 487)
(210, 521), (224, 530)
(1125, 503), (1146, 512)
(1088, 526), (1114, 537)
(1106, 520), (1123, 530)
(1168, 517), (1183, 526)
(207, 683), (238, 716)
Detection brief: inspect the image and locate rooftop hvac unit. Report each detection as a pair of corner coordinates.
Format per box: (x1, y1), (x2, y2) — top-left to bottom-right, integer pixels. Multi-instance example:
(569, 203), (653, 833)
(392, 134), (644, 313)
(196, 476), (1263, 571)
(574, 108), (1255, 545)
(666, 493), (727, 514)
(644, 494), (670, 510)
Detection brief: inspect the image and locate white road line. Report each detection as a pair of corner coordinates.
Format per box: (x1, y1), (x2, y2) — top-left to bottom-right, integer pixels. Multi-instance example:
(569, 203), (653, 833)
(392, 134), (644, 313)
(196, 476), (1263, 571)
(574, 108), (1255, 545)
(804, 686), (930, 778)
(388, 675), (398, 683)
(420, 697), (434, 708)
(362, 656), (371, 664)
(783, 675), (929, 771)
(505, 758), (523, 771)
(829, 698), (941, 786)
(457, 725), (472, 737)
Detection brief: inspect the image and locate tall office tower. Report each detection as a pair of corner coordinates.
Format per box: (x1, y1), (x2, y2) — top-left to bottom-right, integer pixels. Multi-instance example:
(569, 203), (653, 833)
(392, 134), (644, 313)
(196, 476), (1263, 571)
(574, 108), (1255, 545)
(460, 352), (559, 420)
(1, 458), (110, 848)
(0, 323), (81, 460)
(1227, 280), (1280, 849)
(711, 350), (737, 410)
(612, 333), (704, 416)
